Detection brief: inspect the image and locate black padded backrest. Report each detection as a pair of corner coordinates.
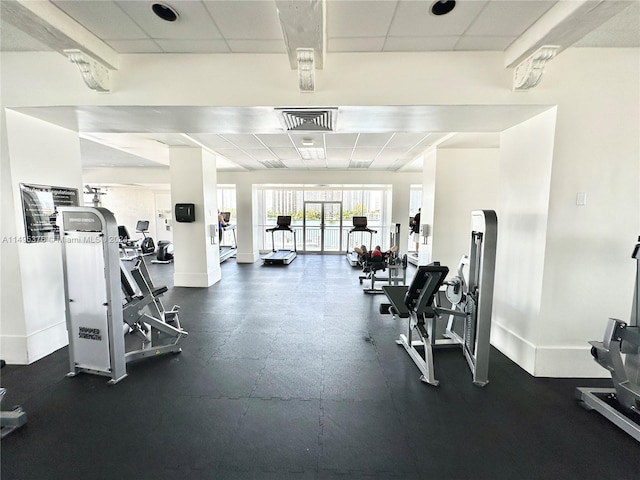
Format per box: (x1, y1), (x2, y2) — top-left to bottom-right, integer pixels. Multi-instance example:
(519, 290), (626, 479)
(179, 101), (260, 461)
(353, 216), (368, 227)
(404, 263), (449, 313)
(221, 212), (231, 223)
(136, 220), (149, 232)
(118, 225), (130, 241)
(276, 216), (292, 227)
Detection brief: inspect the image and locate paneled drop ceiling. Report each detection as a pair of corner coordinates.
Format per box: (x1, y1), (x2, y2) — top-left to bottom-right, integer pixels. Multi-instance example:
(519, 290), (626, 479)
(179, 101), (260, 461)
(2, 0), (639, 172)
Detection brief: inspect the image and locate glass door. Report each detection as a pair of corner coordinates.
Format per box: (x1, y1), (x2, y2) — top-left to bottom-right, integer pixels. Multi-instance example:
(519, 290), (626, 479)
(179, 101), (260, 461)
(303, 201), (343, 253)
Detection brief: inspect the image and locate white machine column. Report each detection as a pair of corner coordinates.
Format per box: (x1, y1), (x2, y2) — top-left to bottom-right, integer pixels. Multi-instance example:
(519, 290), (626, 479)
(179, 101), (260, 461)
(235, 181), (260, 264)
(169, 147), (221, 287)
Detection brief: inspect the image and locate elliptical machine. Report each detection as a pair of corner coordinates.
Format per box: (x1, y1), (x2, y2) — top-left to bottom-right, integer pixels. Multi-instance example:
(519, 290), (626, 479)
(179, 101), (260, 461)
(136, 220), (155, 255)
(576, 237), (640, 441)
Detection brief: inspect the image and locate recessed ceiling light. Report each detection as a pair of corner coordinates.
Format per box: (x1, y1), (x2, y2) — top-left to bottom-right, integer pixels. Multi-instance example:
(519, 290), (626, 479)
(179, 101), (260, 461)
(302, 138), (314, 146)
(431, 0), (456, 16)
(152, 3), (179, 22)
(299, 148), (325, 160)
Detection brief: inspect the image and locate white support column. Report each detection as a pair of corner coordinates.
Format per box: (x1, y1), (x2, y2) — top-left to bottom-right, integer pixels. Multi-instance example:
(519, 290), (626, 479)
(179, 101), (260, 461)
(419, 150), (438, 265)
(169, 147), (221, 287)
(391, 177), (411, 252)
(2, 110), (84, 364)
(235, 181), (260, 263)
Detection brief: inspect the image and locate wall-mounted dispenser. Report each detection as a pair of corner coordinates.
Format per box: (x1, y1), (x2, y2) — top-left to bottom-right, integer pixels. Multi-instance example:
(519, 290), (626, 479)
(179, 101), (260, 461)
(175, 203), (195, 223)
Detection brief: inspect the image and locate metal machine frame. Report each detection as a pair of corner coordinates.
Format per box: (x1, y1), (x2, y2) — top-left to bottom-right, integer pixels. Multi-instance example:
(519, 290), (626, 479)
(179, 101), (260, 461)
(0, 359), (27, 438)
(346, 216), (377, 266)
(60, 207), (187, 384)
(360, 254), (408, 294)
(382, 210), (498, 386)
(576, 237), (640, 441)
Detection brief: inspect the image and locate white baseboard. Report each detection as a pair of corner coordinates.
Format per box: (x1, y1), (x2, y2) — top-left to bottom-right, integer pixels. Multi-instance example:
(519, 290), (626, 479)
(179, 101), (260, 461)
(1, 321), (68, 365)
(236, 251), (261, 264)
(173, 271), (220, 287)
(491, 322), (608, 378)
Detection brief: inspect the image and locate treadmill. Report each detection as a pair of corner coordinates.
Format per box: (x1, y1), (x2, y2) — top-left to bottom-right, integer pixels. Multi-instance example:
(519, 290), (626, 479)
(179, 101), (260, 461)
(219, 211), (237, 263)
(262, 215), (297, 265)
(346, 216), (377, 266)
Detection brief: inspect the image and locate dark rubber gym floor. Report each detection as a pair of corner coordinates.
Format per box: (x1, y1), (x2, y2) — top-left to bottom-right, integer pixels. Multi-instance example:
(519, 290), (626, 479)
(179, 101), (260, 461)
(2, 254), (639, 479)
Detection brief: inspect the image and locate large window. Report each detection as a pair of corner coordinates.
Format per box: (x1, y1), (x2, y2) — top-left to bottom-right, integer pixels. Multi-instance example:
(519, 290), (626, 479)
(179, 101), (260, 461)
(257, 184), (392, 252)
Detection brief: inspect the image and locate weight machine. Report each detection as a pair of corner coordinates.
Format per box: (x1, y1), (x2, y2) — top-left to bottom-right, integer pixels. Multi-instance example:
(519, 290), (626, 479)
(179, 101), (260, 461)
(576, 237), (640, 441)
(59, 207), (188, 384)
(381, 210), (497, 386)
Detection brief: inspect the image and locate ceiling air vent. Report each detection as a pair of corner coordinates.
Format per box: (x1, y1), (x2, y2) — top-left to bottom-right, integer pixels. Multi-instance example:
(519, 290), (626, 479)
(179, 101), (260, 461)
(348, 160), (373, 169)
(259, 159), (286, 169)
(277, 108), (337, 131)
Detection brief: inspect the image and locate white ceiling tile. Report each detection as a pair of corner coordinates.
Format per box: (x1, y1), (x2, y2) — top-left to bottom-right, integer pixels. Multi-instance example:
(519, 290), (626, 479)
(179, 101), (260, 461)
(244, 149), (278, 161)
(375, 148), (405, 161)
(300, 160), (327, 169)
(203, 0), (283, 39)
(155, 39), (230, 53)
(576, 2), (640, 48)
(326, 160), (350, 169)
(269, 147), (300, 160)
(214, 148), (249, 160)
(256, 134), (295, 148)
(220, 134), (265, 149)
(190, 134), (235, 149)
(52, 0), (149, 39)
(117, 1), (222, 40)
(326, 148), (353, 161)
(466, 1), (554, 37)
(326, 1), (398, 38)
(389, 0), (488, 37)
(328, 37), (385, 52)
(227, 40), (287, 53)
(455, 36), (515, 51)
(356, 133), (394, 147)
(386, 133), (431, 149)
(384, 36), (459, 51)
(352, 147), (381, 161)
(325, 134), (358, 148)
(105, 39), (162, 53)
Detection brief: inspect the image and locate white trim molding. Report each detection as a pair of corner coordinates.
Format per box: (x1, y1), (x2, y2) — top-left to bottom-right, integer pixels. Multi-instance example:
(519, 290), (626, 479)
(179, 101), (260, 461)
(297, 48), (315, 93)
(64, 49), (111, 93)
(513, 45), (559, 91)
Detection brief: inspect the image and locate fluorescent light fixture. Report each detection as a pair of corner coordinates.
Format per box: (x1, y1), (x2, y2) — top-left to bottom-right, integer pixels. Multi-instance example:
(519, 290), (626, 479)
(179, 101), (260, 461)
(299, 148), (325, 160)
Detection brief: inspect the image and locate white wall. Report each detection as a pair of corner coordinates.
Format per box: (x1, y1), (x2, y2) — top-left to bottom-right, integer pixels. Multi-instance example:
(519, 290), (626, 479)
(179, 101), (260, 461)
(98, 187), (158, 243)
(431, 148), (500, 273)
(1, 108), (27, 362)
(491, 109), (557, 375)
(536, 50), (640, 376)
(2, 111), (84, 364)
(1, 48), (638, 375)
(154, 192), (173, 243)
